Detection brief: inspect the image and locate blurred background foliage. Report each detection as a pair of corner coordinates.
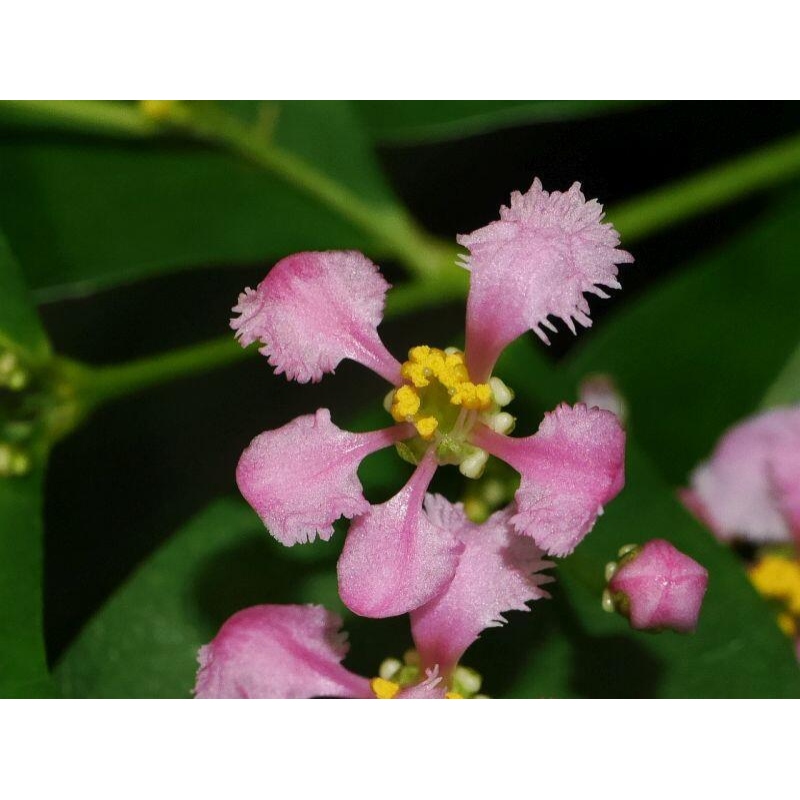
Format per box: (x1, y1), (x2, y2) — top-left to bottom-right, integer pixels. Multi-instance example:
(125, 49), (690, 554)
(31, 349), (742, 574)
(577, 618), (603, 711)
(3, 100), (800, 698)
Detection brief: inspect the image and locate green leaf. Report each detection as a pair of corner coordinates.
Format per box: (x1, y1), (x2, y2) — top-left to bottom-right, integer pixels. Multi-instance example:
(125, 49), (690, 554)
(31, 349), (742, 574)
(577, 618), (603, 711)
(53, 438), (409, 699)
(566, 189), (800, 484)
(356, 100), (653, 144)
(0, 101), (398, 299)
(0, 235), (53, 697)
(0, 468), (53, 697)
(0, 233), (50, 357)
(484, 339), (800, 698)
(55, 499), (328, 698)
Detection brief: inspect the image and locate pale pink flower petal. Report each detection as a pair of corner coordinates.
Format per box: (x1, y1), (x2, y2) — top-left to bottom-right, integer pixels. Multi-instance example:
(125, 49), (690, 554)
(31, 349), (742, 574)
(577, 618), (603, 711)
(472, 403), (626, 557)
(337, 453), (463, 618)
(231, 250), (402, 384)
(411, 495), (553, 674)
(395, 667), (448, 699)
(237, 409), (411, 546)
(608, 540), (708, 633)
(684, 406), (800, 544)
(194, 605), (371, 699)
(458, 179), (633, 380)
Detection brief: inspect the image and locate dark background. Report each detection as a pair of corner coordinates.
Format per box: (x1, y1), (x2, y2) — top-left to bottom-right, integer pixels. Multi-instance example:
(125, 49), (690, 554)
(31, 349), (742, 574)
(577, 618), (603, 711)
(41, 101), (800, 662)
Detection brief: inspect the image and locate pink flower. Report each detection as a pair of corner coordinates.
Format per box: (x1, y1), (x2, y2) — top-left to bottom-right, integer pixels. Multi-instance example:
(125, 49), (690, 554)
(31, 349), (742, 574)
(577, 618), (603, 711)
(195, 496), (552, 698)
(606, 540), (708, 633)
(232, 179), (630, 619)
(681, 406), (800, 547)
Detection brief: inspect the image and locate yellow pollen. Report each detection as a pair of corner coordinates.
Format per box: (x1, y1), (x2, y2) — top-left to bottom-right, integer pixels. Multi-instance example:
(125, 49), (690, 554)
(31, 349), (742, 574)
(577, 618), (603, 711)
(749, 554), (800, 637)
(371, 677), (400, 699)
(415, 416), (439, 439)
(389, 346), (492, 439)
(778, 612), (797, 638)
(445, 692), (464, 700)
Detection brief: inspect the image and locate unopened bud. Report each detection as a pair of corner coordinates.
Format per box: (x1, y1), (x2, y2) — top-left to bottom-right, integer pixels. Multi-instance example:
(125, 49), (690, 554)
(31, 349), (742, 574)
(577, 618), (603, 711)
(605, 539), (708, 633)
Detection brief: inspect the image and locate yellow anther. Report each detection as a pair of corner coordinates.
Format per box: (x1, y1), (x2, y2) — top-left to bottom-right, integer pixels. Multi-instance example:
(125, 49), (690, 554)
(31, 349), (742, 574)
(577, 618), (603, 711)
(390, 384), (421, 421)
(750, 555), (800, 615)
(414, 416), (439, 440)
(445, 692), (464, 700)
(450, 381), (493, 410)
(778, 612), (797, 638)
(750, 554), (800, 637)
(371, 677), (400, 699)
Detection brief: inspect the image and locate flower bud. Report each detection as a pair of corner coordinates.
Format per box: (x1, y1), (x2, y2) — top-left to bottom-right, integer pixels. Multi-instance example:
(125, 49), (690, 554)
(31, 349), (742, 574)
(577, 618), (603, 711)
(604, 539), (708, 633)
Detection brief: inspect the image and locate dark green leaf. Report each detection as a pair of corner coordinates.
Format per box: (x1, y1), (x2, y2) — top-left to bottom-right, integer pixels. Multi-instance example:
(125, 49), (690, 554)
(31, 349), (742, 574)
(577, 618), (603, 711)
(0, 235), (52, 697)
(53, 434), (410, 699)
(485, 339), (800, 698)
(0, 233), (50, 357)
(567, 190), (800, 484)
(356, 100), (652, 144)
(0, 101), (398, 299)
(54, 499), (337, 698)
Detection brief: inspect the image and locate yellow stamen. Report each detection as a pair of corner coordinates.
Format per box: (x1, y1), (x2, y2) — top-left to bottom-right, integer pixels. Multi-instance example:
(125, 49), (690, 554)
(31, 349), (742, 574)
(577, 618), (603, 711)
(445, 692), (464, 700)
(414, 416), (439, 439)
(389, 345), (492, 439)
(391, 385), (421, 419)
(371, 677), (401, 699)
(749, 554), (800, 636)
(778, 612), (797, 638)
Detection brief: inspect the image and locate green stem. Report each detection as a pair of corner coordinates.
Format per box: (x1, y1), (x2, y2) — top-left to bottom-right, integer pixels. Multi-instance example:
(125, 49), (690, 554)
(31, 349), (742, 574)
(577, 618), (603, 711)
(68, 336), (252, 411)
(1, 100), (158, 138)
(612, 132), (800, 242)
(167, 103), (451, 281)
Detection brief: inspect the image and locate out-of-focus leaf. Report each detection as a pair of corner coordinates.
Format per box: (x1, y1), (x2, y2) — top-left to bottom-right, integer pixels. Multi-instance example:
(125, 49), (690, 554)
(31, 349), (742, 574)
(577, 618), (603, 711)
(54, 499), (339, 698)
(566, 189), (800, 484)
(54, 433), (410, 699)
(0, 233), (50, 357)
(0, 101), (399, 299)
(759, 339), (800, 408)
(480, 339), (800, 698)
(0, 469), (53, 698)
(0, 235), (52, 697)
(356, 100), (652, 145)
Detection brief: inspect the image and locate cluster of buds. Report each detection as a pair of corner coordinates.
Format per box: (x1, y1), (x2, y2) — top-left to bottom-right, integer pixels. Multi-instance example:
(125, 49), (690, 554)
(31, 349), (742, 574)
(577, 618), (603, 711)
(0, 346), (33, 478)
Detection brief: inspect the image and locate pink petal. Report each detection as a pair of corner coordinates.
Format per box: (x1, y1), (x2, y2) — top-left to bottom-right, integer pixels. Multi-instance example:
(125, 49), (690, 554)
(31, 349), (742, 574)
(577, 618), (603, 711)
(231, 251), (401, 384)
(472, 403), (626, 557)
(411, 495), (553, 674)
(458, 179), (633, 380)
(684, 406), (800, 544)
(395, 667), (448, 699)
(608, 540), (708, 633)
(337, 453), (463, 618)
(237, 409), (411, 545)
(194, 604), (371, 699)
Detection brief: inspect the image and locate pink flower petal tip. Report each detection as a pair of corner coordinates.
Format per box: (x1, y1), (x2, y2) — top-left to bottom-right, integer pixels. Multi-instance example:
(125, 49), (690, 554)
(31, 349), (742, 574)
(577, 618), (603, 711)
(683, 406), (800, 544)
(473, 403), (626, 557)
(608, 540), (708, 633)
(194, 605), (371, 699)
(230, 250), (401, 384)
(459, 179), (633, 379)
(411, 495), (553, 673)
(237, 409), (403, 546)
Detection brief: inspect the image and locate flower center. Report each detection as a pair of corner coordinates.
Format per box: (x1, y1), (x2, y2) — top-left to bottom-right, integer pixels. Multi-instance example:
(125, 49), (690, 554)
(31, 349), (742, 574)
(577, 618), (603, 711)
(370, 650), (484, 699)
(386, 345), (515, 478)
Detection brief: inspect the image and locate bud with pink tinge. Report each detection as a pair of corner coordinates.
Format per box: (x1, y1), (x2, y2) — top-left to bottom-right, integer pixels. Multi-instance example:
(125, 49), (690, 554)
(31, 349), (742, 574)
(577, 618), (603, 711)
(604, 539), (708, 633)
